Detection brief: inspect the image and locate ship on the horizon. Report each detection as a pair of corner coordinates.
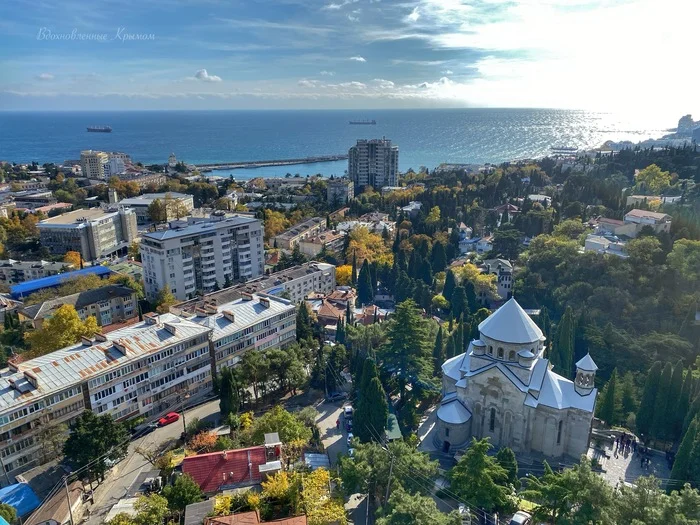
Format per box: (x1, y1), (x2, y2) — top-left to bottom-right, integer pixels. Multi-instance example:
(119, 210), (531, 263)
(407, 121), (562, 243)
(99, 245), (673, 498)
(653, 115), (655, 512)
(87, 126), (112, 133)
(349, 119), (376, 125)
(550, 145), (578, 154)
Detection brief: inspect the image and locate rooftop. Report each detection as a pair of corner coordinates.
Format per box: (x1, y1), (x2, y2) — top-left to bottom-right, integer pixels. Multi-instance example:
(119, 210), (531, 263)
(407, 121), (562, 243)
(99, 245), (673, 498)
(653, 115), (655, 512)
(0, 259), (72, 271)
(624, 209), (672, 222)
(10, 266), (113, 299)
(478, 298), (544, 344)
(274, 217), (325, 241)
(119, 192), (191, 206)
(142, 215), (258, 241)
(38, 207), (126, 226)
(21, 284), (136, 321)
(182, 446), (268, 493)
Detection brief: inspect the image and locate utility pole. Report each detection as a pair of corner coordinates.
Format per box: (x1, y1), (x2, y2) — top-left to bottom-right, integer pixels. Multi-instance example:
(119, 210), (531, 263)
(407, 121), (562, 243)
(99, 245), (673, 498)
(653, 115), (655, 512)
(384, 455), (394, 506)
(64, 476), (75, 525)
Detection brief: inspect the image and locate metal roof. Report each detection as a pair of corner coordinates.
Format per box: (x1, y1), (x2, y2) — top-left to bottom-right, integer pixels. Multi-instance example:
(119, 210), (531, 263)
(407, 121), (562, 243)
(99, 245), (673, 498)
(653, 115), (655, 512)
(142, 215), (258, 241)
(10, 266), (113, 299)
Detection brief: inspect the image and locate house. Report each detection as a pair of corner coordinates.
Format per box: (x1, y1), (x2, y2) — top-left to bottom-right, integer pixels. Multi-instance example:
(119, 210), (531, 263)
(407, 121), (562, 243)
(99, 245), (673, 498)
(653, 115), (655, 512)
(298, 231), (345, 257)
(584, 235), (627, 258)
(182, 437), (282, 494)
(459, 236), (480, 255)
(435, 298), (597, 458)
(401, 201), (422, 218)
(480, 259), (513, 301)
(204, 511), (307, 525)
(326, 287), (357, 310)
(457, 222), (472, 240)
(9, 266), (113, 300)
(24, 481), (85, 525)
(527, 194), (551, 206)
(476, 237), (493, 254)
(0, 483), (40, 517)
(594, 209), (672, 239)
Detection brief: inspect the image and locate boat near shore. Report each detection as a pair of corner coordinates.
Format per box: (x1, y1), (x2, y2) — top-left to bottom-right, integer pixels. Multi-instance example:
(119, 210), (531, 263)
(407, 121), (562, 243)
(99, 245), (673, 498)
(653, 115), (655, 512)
(87, 126), (112, 133)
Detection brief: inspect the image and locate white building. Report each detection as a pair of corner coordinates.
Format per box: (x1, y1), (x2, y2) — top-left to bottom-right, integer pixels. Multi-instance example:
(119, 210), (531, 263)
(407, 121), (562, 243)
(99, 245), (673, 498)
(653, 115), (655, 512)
(480, 259), (513, 301)
(272, 217), (326, 250)
(140, 214), (264, 301)
(38, 207), (138, 261)
(584, 234), (628, 258)
(326, 177), (354, 204)
(104, 157), (126, 177)
(80, 150), (109, 180)
(401, 201), (422, 218)
(119, 192), (194, 224)
(0, 259), (74, 286)
(348, 138), (399, 190)
(435, 298), (597, 458)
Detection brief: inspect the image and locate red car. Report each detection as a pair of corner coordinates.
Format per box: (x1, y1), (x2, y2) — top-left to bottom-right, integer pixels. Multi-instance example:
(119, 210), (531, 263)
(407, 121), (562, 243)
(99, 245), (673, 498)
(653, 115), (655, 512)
(158, 412), (180, 426)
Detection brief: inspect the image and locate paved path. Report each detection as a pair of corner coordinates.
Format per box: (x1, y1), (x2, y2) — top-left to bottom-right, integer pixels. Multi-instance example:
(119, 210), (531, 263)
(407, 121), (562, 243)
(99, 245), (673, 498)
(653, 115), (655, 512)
(590, 441), (671, 488)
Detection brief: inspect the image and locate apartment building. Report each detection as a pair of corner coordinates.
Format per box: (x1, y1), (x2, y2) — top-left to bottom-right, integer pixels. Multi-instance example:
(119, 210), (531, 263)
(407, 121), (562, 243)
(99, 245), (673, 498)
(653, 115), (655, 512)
(38, 207), (138, 261)
(171, 262), (336, 316)
(11, 191), (56, 210)
(140, 214), (264, 302)
(298, 231), (346, 257)
(118, 192), (194, 224)
(0, 259), (74, 286)
(0, 312), (211, 482)
(348, 138), (399, 190)
(80, 150), (109, 180)
(20, 285), (138, 329)
(188, 293), (295, 373)
(326, 177), (354, 205)
(272, 217), (325, 250)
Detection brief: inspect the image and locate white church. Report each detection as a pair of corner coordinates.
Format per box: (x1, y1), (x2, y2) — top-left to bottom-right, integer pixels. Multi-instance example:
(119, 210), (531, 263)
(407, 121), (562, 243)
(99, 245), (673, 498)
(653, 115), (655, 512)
(435, 298), (598, 458)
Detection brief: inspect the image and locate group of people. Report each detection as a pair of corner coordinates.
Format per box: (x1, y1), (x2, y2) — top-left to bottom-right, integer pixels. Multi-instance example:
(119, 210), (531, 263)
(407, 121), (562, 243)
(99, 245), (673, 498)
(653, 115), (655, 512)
(614, 432), (637, 458)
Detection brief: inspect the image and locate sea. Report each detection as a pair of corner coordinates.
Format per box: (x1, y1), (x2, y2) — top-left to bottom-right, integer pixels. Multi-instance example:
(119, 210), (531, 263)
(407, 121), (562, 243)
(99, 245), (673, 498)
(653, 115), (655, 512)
(0, 109), (673, 180)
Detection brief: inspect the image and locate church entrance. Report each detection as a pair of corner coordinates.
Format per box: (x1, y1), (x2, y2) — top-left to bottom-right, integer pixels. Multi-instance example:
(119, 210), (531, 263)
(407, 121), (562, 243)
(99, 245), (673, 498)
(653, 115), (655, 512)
(442, 441), (451, 453)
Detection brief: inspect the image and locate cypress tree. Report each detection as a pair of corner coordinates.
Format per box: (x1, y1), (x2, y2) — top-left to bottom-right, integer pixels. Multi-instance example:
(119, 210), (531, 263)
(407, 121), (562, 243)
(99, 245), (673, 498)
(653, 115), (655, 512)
(351, 250), (357, 285)
(573, 308), (589, 365)
(296, 302), (313, 341)
(454, 315), (464, 358)
(464, 281), (478, 313)
(651, 362), (674, 440)
(459, 317), (467, 353)
(432, 326), (445, 376)
(370, 260), (378, 292)
(553, 307), (574, 378)
(357, 259), (374, 305)
(448, 312), (454, 332)
(346, 302), (352, 325)
(669, 418), (698, 490)
(420, 259), (433, 286)
(595, 368), (619, 426)
(431, 241), (447, 273)
(538, 307), (552, 343)
(359, 357), (378, 395)
(443, 270), (457, 303)
(335, 317), (345, 345)
(219, 367), (239, 417)
(356, 377), (388, 443)
(684, 396), (700, 435)
(445, 335), (456, 359)
(668, 361), (686, 441)
(451, 286), (468, 320)
(637, 361), (662, 437)
(619, 372), (638, 420)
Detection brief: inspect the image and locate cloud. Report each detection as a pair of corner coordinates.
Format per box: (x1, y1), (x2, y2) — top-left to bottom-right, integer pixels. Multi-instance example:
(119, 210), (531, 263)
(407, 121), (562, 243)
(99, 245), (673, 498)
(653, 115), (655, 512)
(348, 9), (361, 22)
(36, 73), (54, 81)
(323, 0), (358, 9)
(348, 56), (366, 62)
(407, 7), (420, 22)
(194, 69), (222, 82)
(298, 79), (320, 87)
(373, 78), (395, 89)
(441, 69), (454, 75)
(320, 70), (335, 76)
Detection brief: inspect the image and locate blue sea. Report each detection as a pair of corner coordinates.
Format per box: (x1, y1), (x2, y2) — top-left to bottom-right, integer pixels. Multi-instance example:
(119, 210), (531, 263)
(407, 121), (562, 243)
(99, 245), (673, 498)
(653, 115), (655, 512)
(0, 109), (671, 179)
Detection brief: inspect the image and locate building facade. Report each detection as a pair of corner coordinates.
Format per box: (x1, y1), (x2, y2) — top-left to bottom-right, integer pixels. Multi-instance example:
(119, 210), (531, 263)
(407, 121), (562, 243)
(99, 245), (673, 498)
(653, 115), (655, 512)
(0, 260), (73, 286)
(326, 178), (354, 205)
(140, 214), (264, 301)
(298, 231), (345, 257)
(118, 192), (195, 224)
(480, 259), (513, 302)
(80, 150), (109, 180)
(38, 207), (138, 261)
(272, 217), (325, 250)
(348, 138), (399, 190)
(435, 298), (597, 458)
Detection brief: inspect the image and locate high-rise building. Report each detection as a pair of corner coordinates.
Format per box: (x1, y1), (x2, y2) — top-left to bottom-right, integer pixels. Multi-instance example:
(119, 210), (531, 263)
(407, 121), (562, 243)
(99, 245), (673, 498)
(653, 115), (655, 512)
(140, 213), (264, 301)
(80, 150), (109, 180)
(348, 138), (399, 190)
(326, 177), (354, 204)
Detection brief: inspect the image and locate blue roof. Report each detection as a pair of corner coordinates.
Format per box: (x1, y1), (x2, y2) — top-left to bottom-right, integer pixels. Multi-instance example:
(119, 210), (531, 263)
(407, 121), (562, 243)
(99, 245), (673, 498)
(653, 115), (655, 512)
(0, 515), (9, 525)
(0, 483), (40, 517)
(10, 266), (113, 299)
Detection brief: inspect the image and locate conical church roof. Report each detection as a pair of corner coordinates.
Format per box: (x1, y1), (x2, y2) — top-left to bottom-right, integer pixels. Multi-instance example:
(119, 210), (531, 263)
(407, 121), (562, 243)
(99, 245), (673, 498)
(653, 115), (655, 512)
(478, 297), (543, 344)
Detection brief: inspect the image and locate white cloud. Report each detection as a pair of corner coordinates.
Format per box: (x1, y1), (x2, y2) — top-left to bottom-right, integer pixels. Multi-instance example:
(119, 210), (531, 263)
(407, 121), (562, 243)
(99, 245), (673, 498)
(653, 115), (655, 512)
(348, 9), (361, 22)
(407, 7), (420, 22)
(194, 69), (222, 82)
(348, 56), (366, 62)
(373, 78), (395, 89)
(36, 73), (54, 81)
(441, 69), (453, 75)
(320, 70), (335, 76)
(323, 0), (358, 9)
(298, 79), (320, 87)
(335, 81), (367, 89)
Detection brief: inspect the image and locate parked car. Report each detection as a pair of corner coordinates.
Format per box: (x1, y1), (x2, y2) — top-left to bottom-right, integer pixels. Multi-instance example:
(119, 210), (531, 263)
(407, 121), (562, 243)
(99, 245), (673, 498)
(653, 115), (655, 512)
(509, 511), (532, 525)
(326, 392), (348, 402)
(347, 433), (354, 447)
(343, 405), (353, 418)
(345, 419), (353, 432)
(158, 412), (180, 426)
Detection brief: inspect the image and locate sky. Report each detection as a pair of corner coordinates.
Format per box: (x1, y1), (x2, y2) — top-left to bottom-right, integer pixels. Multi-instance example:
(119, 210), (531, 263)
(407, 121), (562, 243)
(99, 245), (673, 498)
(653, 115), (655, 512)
(1, 0), (698, 115)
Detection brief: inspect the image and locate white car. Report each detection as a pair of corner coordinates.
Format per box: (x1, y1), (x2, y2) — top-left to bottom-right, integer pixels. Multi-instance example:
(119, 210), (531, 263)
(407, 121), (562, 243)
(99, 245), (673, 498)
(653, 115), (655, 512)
(509, 511), (532, 525)
(346, 433), (354, 447)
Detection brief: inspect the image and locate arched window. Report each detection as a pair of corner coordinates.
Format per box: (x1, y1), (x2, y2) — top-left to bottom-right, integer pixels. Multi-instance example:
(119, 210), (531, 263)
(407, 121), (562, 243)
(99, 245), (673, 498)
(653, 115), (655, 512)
(489, 408), (496, 432)
(497, 348), (504, 359)
(487, 346), (493, 355)
(508, 350), (516, 361)
(557, 420), (563, 445)
(445, 427), (450, 437)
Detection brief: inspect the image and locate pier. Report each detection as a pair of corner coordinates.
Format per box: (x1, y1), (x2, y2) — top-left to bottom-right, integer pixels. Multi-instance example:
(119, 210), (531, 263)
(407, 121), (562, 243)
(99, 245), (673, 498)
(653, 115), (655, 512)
(195, 154), (348, 171)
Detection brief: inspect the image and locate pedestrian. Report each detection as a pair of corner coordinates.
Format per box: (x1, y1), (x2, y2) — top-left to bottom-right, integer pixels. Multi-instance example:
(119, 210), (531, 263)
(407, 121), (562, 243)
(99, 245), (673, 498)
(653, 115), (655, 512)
(632, 439), (637, 453)
(336, 418), (340, 430)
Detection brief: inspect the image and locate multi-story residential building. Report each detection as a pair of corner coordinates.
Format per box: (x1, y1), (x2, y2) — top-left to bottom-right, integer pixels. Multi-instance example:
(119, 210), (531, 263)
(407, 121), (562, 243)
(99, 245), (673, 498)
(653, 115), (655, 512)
(11, 191), (56, 210)
(108, 152), (131, 164)
(298, 231), (345, 257)
(189, 293), (295, 373)
(171, 262), (336, 316)
(0, 312), (211, 482)
(119, 192), (194, 224)
(480, 259), (513, 302)
(140, 214), (264, 302)
(104, 157), (126, 178)
(38, 207), (138, 261)
(0, 259), (74, 286)
(121, 172), (167, 189)
(272, 217), (325, 250)
(20, 285), (138, 329)
(348, 138), (399, 190)
(326, 177), (354, 205)
(80, 150), (109, 180)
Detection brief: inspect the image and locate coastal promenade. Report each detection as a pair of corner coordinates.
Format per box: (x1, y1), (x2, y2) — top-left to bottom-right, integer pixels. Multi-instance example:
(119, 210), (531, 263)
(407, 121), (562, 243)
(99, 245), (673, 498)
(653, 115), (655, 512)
(195, 153), (348, 170)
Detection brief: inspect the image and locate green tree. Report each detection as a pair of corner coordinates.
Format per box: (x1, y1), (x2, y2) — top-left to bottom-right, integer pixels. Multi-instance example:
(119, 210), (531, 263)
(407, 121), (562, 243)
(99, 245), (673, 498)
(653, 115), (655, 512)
(669, 418), (698, 490)
(442, 269), (456, 303)
(637, 362), (662, 438)
(250, 405), (312, 445)
(355, 375), (388, 444)
(492, 225), (521, 260)
(63, 411), (129, 481)
(357, 259), (374, 305)
(335, 317), (346, 345)
(24, 304), (99, 357)
(432, 326), (445, 376)
(147, 198), (167, 223)
(219, 367), (240, 417)
(552, 306), (574, 378)
(614, 475), (700, 524)
(619, 372), (638, 421)
(133, 493), (169, 525)
(596, 368), (620, 426)
(376, 487), (462, 525)
(162, 473), (203, 513)
(351, 250), (357, 285)
(381, 299), (432, 399)
(668, 361), (685, 439)
(448, 438), (515, 514)
(496, 447), (520, 489)
(651, 362), (674, 440)
(296, 302), (313, 341)
(154, 284), (177, 314)
(450, 286), (468, 320)
(537, 307), (552, 343)
(0, 504), (17, 524)
(676, 370), (694, 442)
(635, 164), (672, 193)
(445, 335), (456, 360)
(430, 241), (447, 273)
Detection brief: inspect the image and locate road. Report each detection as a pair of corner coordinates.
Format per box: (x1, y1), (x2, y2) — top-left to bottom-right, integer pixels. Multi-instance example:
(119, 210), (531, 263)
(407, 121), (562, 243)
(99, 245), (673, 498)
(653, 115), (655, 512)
(85, 398), (222, 525)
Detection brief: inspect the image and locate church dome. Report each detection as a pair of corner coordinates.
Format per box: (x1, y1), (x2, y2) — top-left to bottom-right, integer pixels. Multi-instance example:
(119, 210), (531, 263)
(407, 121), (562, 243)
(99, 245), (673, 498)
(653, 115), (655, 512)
(478, 298), (543, 344)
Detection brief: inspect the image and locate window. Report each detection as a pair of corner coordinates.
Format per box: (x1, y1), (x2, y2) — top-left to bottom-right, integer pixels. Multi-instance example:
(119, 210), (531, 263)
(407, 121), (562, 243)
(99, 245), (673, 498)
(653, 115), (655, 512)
(489, 408), (496, 432)
(487, 346), (493, 356)
(508, 350), (516, 361)
(557, 421), (563, 445)
(497, 347), (504, 359)
(445, 427), (450, 437)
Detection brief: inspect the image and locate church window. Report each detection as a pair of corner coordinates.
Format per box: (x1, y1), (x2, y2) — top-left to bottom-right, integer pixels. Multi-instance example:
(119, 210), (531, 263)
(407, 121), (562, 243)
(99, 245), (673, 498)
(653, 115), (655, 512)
(487, 346), (493, 356)
(508, 350), (515, 361)
(445, 427), (450, 437)
(497, 348), (504, 359)
(489, 408), (496, 432)
(557, 421), (563, 445)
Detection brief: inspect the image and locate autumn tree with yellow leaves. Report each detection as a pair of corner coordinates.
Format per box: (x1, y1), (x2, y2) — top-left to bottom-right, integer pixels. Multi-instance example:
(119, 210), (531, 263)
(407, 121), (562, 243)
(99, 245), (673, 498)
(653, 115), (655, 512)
(25, 304), (99, 357)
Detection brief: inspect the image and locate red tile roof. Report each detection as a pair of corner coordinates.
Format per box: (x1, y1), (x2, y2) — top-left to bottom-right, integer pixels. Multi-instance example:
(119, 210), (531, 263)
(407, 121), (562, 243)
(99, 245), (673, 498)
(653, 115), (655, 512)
(206, 512), (307, 525)
(182, 446), (268, 493)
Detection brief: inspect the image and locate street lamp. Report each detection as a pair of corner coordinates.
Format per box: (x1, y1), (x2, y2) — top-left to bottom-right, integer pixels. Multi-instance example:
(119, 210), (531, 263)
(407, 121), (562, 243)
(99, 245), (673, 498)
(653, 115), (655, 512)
(180, 390), (191, 436)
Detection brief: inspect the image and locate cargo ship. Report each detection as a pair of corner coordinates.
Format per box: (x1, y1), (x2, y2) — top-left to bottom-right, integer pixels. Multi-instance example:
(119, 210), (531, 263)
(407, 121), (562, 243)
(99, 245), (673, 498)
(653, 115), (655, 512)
(349, 119), (376, 125)
(87, 126), (112, 133)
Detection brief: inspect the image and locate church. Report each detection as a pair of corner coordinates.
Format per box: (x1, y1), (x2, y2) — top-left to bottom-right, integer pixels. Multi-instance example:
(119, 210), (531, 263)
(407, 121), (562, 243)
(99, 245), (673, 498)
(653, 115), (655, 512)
(435, 298), (598, 459)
